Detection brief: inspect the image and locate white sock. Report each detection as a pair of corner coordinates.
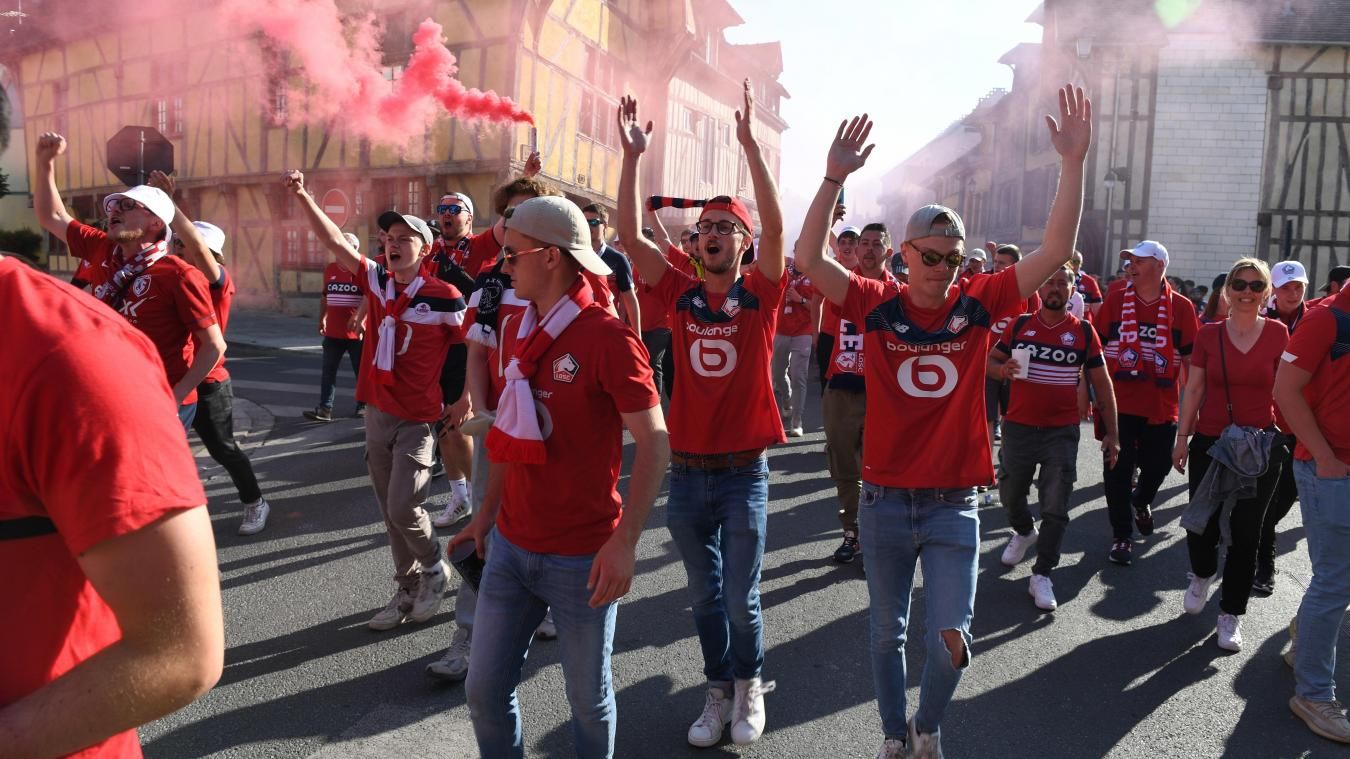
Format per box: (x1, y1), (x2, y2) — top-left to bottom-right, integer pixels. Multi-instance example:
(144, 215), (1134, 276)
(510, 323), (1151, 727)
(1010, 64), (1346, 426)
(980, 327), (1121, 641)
(424, 558), (445, 574)
(451, 478), (470, 502)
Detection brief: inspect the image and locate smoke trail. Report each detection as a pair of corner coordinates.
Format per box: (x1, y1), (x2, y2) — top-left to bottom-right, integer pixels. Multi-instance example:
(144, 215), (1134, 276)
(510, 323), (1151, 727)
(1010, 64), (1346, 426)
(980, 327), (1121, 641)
(223, 0), (531, 149)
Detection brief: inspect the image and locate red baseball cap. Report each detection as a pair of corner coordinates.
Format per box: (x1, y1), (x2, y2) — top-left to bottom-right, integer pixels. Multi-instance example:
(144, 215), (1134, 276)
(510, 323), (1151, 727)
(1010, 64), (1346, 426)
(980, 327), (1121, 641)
(700, 195), (755, 236)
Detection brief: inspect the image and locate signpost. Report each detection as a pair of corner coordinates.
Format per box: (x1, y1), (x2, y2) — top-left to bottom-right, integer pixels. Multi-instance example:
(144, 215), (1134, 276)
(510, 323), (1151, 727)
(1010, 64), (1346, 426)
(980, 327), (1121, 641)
(106, 126), (174, 187)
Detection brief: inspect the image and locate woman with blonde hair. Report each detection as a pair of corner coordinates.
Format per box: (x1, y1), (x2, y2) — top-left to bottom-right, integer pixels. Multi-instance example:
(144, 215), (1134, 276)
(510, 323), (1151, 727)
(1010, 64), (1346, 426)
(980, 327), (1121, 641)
(1172, 258), (1290, 651)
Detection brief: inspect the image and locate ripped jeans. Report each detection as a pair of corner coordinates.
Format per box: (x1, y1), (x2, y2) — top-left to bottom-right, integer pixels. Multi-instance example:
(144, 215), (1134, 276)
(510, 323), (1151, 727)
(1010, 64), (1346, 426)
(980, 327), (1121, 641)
(859, 482), (979, 739)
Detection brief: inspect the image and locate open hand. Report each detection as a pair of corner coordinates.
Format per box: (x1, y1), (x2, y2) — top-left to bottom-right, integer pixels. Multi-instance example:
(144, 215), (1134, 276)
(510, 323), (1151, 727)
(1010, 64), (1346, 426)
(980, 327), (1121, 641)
(617, 96), (653, 157)
(734, 79), (757, 147)
(1046, 84), (1093, 162)
(148, 169), (177, 197)
(826, 115), (875, 181)
(524, 150), (542, 177)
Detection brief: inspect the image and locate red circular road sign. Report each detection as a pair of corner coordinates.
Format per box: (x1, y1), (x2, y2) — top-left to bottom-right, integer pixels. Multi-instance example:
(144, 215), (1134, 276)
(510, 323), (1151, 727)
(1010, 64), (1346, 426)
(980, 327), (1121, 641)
(321, 188), (351, 228)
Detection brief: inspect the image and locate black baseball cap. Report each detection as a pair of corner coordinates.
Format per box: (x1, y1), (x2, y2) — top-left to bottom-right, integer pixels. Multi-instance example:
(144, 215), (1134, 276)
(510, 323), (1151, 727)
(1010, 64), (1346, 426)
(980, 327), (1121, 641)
(1322, 265), (1350, 292)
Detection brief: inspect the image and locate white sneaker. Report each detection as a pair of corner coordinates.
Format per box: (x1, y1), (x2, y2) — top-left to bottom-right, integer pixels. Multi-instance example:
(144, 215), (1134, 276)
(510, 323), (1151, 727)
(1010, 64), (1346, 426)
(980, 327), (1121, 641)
(368, 587), (414, 631)
(1028, 574), (1058, 610)
(1217, 612), (1243, 652)
(730, 677), (776, 745)
(786, 426), (804, 438)
(876, 737), (909, 759)
(426, 625), (471, 681)
(410, 562), (449, 623)
(907, 720), (943, 759)
(535, 609), (558, 640)
(1183, 572), (1215, 615)
(1000, 527), (1038, 566)
(238, 498), (271, 536)
(686, 685), (733, 747)
(433, 495), (473, 528)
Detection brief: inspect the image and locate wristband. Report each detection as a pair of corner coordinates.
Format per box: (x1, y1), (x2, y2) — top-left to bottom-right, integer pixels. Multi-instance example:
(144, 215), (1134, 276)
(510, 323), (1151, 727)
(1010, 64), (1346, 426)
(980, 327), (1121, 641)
(823, 176), (844, 187)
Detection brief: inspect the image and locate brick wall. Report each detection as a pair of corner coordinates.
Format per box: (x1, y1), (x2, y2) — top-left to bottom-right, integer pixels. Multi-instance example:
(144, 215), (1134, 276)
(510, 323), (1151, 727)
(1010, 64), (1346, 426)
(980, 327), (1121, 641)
(1146, 35), (1269, 282)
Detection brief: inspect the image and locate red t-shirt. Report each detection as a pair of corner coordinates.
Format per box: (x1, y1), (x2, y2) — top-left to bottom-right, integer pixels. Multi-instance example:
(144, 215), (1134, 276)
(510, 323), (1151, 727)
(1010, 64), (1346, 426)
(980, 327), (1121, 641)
(1189, 319), (1288, 437)
(841, 267), (1024, 488)
(998, 312), (1104, 428)
(1096, 286), (1200, 423)
(585, 270), (615, 312)
(464, 269), (530, 412)
(1281, 289), (1350, 461)
(493, 306), (660, 555)
(353, 259), (467, 422)
(322, 262), (365, 340)
(824, 271), (900, 392)
(651, 265), (787, 453)
(66, 221), (217, 406)
(1077, 273), (1104, 320)
(203, 267), (236, 384)
(777, 269), (818, 337)
(0, 258), (205, 759)
(428, 230), (499, 278)
(991, 293), (1042, 335)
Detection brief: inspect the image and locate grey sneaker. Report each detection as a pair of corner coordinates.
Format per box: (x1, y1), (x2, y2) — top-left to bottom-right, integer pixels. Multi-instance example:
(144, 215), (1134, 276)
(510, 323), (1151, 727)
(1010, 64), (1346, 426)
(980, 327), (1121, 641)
(434, 495), (472, 528)
(410, 563), (449, 623)
(876, 738), (909, 759)
(368, 587), (414, 631)
(237, 498), (271, 536)
(426, 625), (471, 681)
(907, 720), (943, 759)
(304, 406), (333, 422)
(1290, 697), (1350, 743)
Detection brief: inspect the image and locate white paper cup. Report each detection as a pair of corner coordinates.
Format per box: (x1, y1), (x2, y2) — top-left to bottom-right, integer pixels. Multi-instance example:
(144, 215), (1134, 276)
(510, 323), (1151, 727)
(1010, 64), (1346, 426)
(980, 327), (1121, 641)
(1011, 347), (1031, 379)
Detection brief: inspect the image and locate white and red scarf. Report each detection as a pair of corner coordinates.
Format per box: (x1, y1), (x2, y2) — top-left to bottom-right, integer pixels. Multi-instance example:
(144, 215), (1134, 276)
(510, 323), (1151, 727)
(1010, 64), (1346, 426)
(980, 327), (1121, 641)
(98, 241), (168, 309)
(487, 276), (595, 465)
(1113, 280), (1179, 386)
(370, 274), (426, 386)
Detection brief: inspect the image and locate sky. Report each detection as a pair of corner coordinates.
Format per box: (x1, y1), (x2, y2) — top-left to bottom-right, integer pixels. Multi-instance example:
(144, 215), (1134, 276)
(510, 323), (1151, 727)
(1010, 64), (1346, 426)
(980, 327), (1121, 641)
(724, 0), (1045, 233)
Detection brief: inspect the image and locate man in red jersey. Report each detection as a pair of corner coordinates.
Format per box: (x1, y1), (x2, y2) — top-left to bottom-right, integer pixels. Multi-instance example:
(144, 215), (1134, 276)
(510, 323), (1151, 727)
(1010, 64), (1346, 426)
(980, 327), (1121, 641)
(32, 133), (226, 433)
(289, 170), (467, 632)
(794, 85), (1091, 758)
(772, 252), (820, 438)
(1275, 276), (1350, 742)
(306, 232), (369, 421)
(0, 256), (223, 758)
(1071, 250), (1104, 321)
(1308, 265), (1348, 309)
(1097, 240), (1199, 566)
(988, 264), (1119, 610)
(617, 81), (786, 748)
(451, 196), (668, 758)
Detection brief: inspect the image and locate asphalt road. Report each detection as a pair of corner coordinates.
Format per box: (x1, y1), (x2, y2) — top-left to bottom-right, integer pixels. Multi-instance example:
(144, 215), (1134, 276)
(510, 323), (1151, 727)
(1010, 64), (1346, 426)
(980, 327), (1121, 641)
(139, 344), (1343, 759)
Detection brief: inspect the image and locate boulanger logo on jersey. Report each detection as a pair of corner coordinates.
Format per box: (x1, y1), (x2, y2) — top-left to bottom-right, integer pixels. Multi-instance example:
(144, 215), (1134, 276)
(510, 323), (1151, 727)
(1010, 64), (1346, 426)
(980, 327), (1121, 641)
(690, 339), (737, 377)
(897, 355), (958, 398)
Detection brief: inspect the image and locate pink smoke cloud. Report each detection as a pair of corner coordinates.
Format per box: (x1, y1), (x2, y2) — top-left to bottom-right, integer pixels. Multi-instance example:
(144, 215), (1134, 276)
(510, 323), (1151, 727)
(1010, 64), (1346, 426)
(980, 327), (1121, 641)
(223, 0), (531, 149)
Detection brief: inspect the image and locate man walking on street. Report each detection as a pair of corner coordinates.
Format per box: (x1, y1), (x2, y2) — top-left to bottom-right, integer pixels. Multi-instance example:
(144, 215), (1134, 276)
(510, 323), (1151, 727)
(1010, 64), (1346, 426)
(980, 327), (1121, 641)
(772, 253), (819, 438)
(307, 233), (369, 421)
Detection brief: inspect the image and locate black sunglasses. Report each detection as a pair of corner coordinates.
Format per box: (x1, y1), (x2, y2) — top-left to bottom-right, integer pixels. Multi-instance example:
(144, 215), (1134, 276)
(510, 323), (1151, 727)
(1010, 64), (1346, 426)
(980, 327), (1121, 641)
(1229, 278), (1267, 293)
(436, 204), (466, 215)
(586, 218), (604, 227)
(913, 245), (965, 269)
(695, 219), (745, 236)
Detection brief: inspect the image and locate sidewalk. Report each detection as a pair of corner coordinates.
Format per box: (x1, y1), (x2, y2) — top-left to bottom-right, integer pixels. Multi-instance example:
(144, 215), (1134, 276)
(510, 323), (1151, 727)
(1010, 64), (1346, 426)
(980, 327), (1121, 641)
(226, 308), (324, 353)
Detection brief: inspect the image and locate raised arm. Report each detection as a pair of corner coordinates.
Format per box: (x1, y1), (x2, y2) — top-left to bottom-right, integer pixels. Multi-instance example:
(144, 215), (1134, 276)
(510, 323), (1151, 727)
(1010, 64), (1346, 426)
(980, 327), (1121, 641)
(32, 132), (76, 243)
(148, 171), (221, 284)
(796, 116), (875, 306)
(285, 171), (362, 275)
(646, 208), (676, 251)
(737, 80), (784, 284)
(616, 96), (670, 286)
(1016, 86), (1092, 298)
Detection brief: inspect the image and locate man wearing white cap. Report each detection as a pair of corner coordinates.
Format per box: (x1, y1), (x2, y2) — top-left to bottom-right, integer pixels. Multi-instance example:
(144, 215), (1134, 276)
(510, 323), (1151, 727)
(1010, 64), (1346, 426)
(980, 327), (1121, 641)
(288, 170), (467, 632)
(32, 133), (224, 432)
(1096, 240), (1199, 566)
(451, 196), (669, 758)
(148, 171), (273, 536)
(1267, 260), (1311, 332)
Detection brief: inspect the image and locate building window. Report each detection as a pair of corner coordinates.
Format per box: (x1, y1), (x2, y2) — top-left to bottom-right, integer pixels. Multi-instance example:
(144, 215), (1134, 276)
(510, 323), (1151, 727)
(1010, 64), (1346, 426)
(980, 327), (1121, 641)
(355, 189), (365, 216)
(676, 105), (695, 134)
(407, 180), (422, 218)
(701, 119), (718, 184)
(155, 97), (184, 137)
(285, 228), (301, 268)
(579, 47), (616, 149)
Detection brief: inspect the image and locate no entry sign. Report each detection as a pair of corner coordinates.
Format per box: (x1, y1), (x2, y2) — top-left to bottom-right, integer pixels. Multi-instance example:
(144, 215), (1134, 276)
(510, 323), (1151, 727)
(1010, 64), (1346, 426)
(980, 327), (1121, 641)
(321, 188), (351, 228)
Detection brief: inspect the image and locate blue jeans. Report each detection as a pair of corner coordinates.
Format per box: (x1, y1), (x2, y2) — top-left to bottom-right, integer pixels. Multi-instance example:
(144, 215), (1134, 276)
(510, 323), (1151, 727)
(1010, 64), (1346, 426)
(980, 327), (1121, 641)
(859, 482), (979, 738)
(666, 455), (769, 683)
(177, 402), (198, 432)
(465, 530), (618, 759)
(319, 337), (363, 410)
(1292, 459), (1350, 702)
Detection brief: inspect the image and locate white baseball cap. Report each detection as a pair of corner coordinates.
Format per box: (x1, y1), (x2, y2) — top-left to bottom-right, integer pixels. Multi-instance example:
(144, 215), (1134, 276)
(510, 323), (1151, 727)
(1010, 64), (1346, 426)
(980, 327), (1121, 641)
(342, 232), (361, 251)
(439, 192), (475, 217)
(192, 221), (226, 256)
(1272, 260), (1309, 289)
(1121, 240), (1169, 265)
(103, 185), (176, 228)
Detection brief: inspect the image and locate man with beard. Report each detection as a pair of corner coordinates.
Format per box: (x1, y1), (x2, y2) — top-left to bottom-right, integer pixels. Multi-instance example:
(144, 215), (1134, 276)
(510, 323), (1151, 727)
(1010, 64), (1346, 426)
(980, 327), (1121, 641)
(988, 264), (1119, 610)
(31, 133), (225, 433)
(618, 81), (786, 748)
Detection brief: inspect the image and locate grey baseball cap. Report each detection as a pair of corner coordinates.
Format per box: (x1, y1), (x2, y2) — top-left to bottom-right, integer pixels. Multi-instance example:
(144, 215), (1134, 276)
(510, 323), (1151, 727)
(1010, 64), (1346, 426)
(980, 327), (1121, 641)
(377, 211), (434, 246)
(904, 204), (966, 243)
(505, 196), (612, 276)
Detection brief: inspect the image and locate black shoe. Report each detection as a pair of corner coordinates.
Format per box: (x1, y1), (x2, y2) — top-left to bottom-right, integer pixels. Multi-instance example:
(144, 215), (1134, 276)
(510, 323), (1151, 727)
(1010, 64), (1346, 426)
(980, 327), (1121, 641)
(1109, 541), (1133, 566)
(1252, 566), (1277, 596)
(430, 458), (446, 479)
(304, 406), (334, 422)
(355, 403), (367, 418)
(834, 531), (861, 564)
(1134, 506), (1155, 536)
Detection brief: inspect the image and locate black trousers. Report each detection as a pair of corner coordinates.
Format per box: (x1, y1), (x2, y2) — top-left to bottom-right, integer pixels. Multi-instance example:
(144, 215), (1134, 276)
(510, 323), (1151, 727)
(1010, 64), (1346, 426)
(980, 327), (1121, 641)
(1104, 413), (1177, 540)
(1184, 432), (1285, 615)
(641, 328), (672, 400)
(193, 379), (263, 504)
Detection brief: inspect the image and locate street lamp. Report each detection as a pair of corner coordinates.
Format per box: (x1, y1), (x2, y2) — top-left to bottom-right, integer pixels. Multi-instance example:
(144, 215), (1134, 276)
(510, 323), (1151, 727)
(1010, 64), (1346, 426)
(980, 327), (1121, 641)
(1101, 168), (1120, 280)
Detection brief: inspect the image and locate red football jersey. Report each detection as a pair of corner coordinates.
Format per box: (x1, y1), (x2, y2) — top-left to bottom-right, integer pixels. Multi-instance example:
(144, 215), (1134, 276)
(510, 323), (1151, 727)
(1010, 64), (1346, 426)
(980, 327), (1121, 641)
(66, 221), (217, 406)
(1190, 320), (1287, 437)
(651, 265), (787, 453)
(777, 269), (818, 337)
(840, 267), (1023, 488)
(824, 271), (900, 391)
(464, 269), (530, 412)
(991, 293), (1042, 335)
(998, 312), (1104, 428)
(1281, 288), (1350, 461)
(321, 262), (365, 340)
(1096, 287), (1200, 422)
(0, 258), (205, 759)
(493, 306), (660, 555)
(1077, 273), (1104, 309)
(202, 267), (236, 384)
(353, 259), (467, 422)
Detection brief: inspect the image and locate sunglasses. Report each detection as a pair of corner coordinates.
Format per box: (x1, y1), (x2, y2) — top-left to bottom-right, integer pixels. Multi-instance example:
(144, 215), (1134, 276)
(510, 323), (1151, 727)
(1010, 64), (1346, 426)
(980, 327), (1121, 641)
(913, 245), (965, 269)
(108, 198), (149, 214)
(1229, 278), (1267, 293)
(695, 220), (745, 236)
(586, 218), (604, 227)
(501, 245), (549, 264)
(436, 204), (466, 215)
